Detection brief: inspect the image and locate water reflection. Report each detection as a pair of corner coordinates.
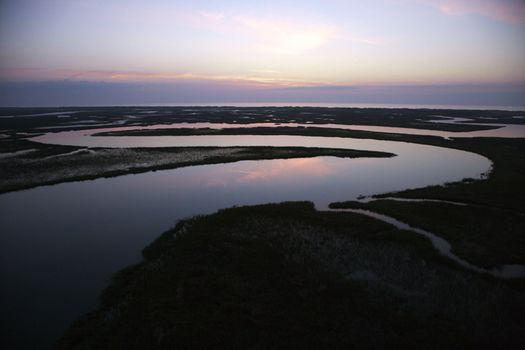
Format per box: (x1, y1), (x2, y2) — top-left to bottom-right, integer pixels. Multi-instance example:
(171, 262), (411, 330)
(2, 125), (499, 349)
(32, 132), (489, 209)
(0, 151), (492, 350)
(32, 121), (525, 147)
(222, 158), (334, 185)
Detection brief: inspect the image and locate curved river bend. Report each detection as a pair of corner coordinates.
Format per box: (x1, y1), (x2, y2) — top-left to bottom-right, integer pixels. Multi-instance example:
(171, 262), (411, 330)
(0, 122), (521, 349)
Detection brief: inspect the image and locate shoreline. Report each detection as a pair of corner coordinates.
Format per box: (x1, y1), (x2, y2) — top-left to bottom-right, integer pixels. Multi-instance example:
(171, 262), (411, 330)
(0, 143), (393, 194)
(1, 108), (524, 349)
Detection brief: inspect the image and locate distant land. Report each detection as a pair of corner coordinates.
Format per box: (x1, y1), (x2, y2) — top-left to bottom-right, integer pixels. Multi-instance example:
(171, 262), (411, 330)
(1, 102), (525, 111)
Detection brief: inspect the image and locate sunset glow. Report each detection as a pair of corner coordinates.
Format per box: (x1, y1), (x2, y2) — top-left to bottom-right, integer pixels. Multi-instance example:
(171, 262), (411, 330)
(0, 0), (524, 106)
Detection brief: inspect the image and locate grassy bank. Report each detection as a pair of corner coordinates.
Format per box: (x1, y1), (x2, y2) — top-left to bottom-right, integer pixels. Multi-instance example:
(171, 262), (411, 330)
(95, 125), (525, 270)
(166, 127), (525, 211)
(0, 137), (393, 194)
(329, 200), (525, 268)
(58, 202), (525, 349)
(371, 137), (525, 211)
(329, 136), (525, 268)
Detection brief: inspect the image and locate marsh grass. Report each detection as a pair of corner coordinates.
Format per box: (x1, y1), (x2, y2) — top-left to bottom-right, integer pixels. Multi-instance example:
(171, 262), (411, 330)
(59, 202), (525, 349)
(0, 140), (392, 193)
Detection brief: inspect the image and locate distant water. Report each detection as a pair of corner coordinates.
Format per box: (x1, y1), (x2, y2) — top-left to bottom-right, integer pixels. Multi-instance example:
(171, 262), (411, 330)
(125, 102), (525, 111)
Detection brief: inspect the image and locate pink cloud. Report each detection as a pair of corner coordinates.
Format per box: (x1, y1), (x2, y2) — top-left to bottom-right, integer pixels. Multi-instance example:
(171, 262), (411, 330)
(0, 68), (319, 88)
(421, 0), (525, 24)
(232, 15), (338, 54)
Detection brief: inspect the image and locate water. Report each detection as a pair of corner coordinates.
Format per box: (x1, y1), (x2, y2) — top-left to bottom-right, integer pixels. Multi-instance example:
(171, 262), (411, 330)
(103, 102), (525, 111)
(0, 125), (505, 349)
(32, 120), (525, 144)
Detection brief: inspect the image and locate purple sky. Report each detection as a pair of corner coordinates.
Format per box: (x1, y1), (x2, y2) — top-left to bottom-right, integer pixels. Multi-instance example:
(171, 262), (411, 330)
(1, 0), (524, 107)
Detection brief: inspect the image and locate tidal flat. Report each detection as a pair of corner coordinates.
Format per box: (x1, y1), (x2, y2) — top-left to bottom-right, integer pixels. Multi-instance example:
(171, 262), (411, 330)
(1, 106), (524, 349)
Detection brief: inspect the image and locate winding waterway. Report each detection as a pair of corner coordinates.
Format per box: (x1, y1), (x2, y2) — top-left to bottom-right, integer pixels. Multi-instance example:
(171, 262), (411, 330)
(1, 120), (523, 349)
(32, 120), (525, 143)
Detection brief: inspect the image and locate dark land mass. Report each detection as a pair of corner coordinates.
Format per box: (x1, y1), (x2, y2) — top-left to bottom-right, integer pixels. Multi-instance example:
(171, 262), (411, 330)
(330, 200), (525, 268)
(2, 106), (523, 134)
(58, 202), (525, 350)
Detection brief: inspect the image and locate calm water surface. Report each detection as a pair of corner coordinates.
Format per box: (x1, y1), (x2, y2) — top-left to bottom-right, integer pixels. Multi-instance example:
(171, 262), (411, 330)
(0, 127), (498, 349)
(33, 120), (525, 143)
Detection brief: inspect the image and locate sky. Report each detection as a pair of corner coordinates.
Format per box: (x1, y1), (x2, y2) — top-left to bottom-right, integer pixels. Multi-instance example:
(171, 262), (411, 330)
(0, 0), (524, 107)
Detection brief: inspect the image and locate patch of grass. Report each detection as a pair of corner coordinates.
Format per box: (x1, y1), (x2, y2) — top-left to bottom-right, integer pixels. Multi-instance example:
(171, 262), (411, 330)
(58, 202), (525, 349)
(374, 137), (525, 212)
(330, 200), (525, 268)
(328, 136), (525, 270)
(0, 143), (393, 194)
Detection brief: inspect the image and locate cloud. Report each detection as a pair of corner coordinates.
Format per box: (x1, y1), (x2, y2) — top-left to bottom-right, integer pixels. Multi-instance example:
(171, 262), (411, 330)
(419, 0), (525, 24)
(342, 33), (385, 46)
(220, 13), (383, 52)
(198, 11), (226, 22)
(1, 80), (524, 107)
(106, 8), (381, 54)
(0, 68), (319, 88)
(232, 15), (338, 55)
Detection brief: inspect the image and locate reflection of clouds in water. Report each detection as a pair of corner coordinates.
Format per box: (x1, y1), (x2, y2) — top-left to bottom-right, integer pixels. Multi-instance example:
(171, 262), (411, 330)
(33, 121), (525, 148)
(32, 129), (492, 198)
(204, 177), (229, 187)
(239, 158), (333, 183)
(203, 158), (334, 187)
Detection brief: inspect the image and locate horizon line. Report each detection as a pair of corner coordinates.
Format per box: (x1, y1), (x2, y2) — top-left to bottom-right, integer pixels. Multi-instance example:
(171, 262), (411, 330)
(1, 102), (524, 111)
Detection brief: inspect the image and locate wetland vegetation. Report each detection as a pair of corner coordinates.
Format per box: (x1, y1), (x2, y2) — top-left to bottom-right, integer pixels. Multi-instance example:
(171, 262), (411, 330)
(1, 106), (524, 349)
(1, 106), (518, 133)
(0, 136), (391, 194)
(58, 202), (525, 349)
(330, 136), (525, 269)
